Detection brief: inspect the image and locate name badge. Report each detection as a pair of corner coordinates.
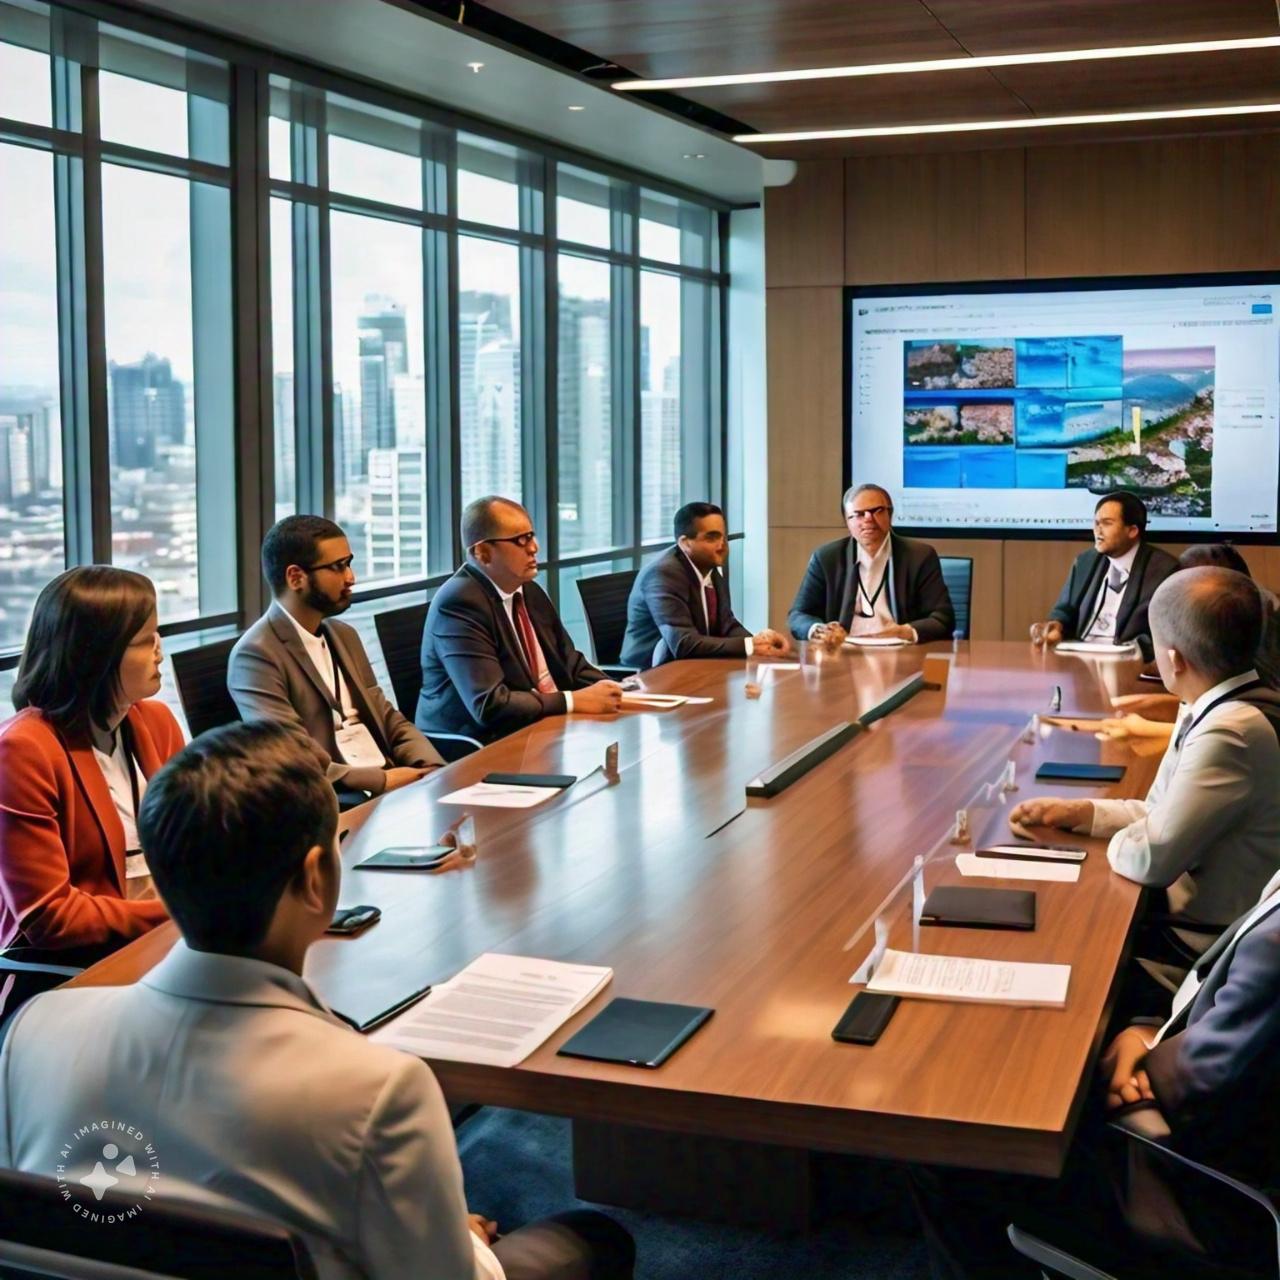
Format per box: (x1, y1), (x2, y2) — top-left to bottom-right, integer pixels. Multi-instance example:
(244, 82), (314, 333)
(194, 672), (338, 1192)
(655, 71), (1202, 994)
(334, 719), (386, 769)
(125, 852), (150, 880)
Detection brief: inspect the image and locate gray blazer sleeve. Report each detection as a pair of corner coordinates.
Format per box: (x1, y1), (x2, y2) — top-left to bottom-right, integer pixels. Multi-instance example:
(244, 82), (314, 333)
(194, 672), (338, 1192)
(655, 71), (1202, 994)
(1048, 556), (1087, 631)
(228, 635), (389, 795)
(787, 552), (830, 640)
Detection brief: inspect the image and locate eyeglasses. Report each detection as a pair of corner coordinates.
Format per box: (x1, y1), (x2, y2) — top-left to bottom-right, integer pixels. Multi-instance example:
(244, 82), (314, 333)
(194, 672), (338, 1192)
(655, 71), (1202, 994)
(481, 531), (538, 549)
(847, 506), (892, 521)
(305, 554), (356, 575)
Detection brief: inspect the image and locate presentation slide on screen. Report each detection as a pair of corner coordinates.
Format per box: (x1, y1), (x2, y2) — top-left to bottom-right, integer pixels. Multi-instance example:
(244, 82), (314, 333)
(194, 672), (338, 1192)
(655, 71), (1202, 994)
(849, 280), (1280, 533)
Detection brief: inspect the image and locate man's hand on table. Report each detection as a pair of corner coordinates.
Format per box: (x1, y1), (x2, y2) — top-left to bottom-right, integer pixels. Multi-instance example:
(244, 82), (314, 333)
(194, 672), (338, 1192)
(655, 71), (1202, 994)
(1009, 797), (1093, 833)
(1099, 1026), (1157, 1111)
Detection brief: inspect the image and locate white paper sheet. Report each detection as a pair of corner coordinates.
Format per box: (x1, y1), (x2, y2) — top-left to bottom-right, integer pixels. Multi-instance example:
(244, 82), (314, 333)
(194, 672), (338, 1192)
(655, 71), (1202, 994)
(1054, 641), (1138, 656)
(844, 636), (909, 648)
(864, 948), (1070, 1008)
(763, 662), (802, 671)
(682, 696), (714, 704)
(371, 952), (613, 1066)
(620, 693), (687, 709)
(956, 853), (1081, 884)
(438, 781), (560, 808)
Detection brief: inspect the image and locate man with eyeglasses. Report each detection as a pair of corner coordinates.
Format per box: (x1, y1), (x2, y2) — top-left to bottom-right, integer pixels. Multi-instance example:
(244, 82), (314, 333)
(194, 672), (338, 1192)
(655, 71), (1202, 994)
(788, 484), (954, 645)
(415, 496), (623, 744)
(620, 501), (791, 669)
(229, 515), (442, 803)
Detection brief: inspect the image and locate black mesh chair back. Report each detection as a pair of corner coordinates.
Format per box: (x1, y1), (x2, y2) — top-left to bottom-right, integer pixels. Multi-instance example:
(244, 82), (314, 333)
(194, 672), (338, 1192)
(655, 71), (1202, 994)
(170, 638), (240, 739)
(576, 570), (639, 668)
(0, 1166), (317, 1279)
(372, 602), (428, 720)
(938, 556), (974, 640)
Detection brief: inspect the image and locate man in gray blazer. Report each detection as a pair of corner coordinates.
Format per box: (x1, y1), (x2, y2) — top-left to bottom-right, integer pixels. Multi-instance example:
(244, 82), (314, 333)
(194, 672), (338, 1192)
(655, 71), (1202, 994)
(1012, 566), (1280, 949)
(0, 721), (634, 1280)
(787, 484), (954, 644)
(229, 515), (442, 800)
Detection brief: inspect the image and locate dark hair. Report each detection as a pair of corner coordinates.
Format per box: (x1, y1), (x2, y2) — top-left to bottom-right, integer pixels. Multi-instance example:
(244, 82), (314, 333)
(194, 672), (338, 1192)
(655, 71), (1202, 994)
(1179, 543), (1250, 576)
(261, 515), (345, 593)
(673, 502), (724, 541)
(139, 720), (337, 953)
(12, 566), (156, 737)
(1095, 490), (1147, 533)
(1150, 566), (1263, 682)
(842, 483), (893, 513)
(461, 495), (526, 551)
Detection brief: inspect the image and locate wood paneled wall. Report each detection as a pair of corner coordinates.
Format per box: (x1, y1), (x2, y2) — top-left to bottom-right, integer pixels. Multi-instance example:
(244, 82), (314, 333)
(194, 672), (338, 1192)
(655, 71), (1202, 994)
(763, 133), (1280, 639)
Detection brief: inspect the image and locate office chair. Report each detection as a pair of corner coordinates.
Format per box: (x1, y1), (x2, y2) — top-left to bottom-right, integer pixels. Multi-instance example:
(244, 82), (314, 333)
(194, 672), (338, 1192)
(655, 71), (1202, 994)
(1007, 1122), (1279, 1280)
(170, 637), (241, 739)
(372, 602), (480, 762)
(575, 569), (639, 679)
(0, 1166), (318, 1279)
(0, 952), (85, 1029)
(938, 556), (974, 640)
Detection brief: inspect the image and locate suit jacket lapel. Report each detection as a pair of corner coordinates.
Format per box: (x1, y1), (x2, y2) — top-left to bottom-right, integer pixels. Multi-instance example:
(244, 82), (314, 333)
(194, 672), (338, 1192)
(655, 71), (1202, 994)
(62, 733), (125, 893)
(1114, 543), (1149, 639)
(890, 534), (907, 625)
(1077, 553), (1107, 634)
(673, 548), (710, 636)
(836, 538), (858, 629)
(463, 565), (536, 684)
(267, 603), (341, 715)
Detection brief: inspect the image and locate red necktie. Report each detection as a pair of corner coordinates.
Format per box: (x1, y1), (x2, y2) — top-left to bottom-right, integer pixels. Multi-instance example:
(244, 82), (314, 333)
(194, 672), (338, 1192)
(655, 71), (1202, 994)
(512, 592), (557, 693)
(703, 579), (718, 633)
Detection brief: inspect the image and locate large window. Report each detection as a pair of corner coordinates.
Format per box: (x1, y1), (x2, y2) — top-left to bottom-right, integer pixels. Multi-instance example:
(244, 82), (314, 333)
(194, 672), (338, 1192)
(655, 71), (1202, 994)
(0, 0), (729, 704)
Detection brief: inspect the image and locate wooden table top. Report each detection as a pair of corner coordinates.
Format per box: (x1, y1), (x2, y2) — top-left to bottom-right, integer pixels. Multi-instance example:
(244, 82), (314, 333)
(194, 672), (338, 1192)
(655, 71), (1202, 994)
(69, 640), (1158, 1176)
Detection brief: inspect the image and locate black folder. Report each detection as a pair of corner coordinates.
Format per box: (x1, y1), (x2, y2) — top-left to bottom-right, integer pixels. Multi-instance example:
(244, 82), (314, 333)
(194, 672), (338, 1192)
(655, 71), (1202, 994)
(919, 885), (1036, 931)
(482, 772), (576, 789)
(1035, 761), (1126, 783)
(557, 998), (713, 1068)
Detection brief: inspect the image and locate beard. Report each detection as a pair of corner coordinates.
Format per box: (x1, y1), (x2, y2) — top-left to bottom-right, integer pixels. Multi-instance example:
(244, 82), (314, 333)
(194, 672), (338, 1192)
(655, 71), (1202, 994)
(304, 583), (350, 617)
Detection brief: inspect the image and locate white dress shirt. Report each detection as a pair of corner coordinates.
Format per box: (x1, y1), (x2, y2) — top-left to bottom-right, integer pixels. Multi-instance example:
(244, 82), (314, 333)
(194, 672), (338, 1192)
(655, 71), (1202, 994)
(91, 731), (147, 855)
(1083, 542), (1139, 641)
(1086, 669), (1280, 933)
(496, 584), (574, 712)
(680, 549), (752, 655)
(283, 608), (359, 727)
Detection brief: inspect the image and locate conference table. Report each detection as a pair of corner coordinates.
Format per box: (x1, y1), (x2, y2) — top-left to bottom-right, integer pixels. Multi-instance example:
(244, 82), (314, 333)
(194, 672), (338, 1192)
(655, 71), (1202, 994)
(70, 639), (1160, 1216)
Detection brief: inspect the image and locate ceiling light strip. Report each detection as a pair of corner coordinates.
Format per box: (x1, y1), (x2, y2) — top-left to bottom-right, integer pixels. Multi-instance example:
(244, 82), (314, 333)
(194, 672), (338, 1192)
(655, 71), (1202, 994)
(614, 36), (1280, 92)
(733, 102), (1280, 144)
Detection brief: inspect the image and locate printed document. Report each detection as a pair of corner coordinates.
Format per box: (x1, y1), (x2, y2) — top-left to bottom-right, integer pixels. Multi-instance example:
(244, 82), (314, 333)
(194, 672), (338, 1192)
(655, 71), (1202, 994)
(371, 952), (613, 1066)
(956, 854), (1081, 884)
(865, 948), (1070, 1008)
(438, 781), (560, 808)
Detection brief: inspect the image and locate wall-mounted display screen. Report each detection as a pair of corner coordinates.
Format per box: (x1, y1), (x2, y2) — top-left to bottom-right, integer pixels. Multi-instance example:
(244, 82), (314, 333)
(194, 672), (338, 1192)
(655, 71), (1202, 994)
(847, 274), (1280, 536)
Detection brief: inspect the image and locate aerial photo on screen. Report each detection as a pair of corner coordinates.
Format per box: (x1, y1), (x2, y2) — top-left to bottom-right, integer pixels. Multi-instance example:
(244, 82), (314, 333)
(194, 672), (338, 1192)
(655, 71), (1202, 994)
(901, 335), (1214, 514)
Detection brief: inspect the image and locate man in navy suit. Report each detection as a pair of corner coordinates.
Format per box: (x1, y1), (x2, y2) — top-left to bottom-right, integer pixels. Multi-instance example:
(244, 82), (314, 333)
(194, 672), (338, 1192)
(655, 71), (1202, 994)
(620, 502), (791, 670)
(909, 867), (1280, 1276)
(416, 496), (622, 743)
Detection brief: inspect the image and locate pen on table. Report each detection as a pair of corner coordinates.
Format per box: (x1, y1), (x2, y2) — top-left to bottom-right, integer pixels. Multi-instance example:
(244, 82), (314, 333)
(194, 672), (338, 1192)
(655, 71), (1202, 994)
(1049, 684), (1062, 712)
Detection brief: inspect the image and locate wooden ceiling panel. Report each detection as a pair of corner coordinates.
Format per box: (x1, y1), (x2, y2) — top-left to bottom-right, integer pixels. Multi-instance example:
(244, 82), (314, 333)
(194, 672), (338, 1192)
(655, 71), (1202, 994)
(482, 0), (965, 78)
(684, 68), (1029, 133)
(924, 0), (1278, 56)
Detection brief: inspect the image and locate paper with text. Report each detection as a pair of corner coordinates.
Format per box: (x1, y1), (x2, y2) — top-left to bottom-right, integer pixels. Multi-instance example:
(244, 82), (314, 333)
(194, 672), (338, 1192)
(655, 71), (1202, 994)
(956, 854), (1081, 883)
(438, 781), (559, 808)
(864, 948), (1070, 1008)
(371, 952), (613, 1066)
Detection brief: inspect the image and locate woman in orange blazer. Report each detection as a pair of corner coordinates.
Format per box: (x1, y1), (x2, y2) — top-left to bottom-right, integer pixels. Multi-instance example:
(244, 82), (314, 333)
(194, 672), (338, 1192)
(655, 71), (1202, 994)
(0, 566), (184, 952)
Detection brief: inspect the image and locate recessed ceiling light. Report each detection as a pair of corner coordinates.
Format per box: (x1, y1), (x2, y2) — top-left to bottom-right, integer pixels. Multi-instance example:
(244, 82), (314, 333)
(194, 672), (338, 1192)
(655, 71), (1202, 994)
(567, 105), (586, 112)
(614, 35), (1280, 92)
(734, 101), (1280, 144)
(467, 61), (484, 73)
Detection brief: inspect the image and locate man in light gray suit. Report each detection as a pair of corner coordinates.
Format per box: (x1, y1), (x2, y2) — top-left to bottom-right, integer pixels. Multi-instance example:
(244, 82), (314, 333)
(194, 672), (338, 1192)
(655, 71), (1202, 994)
(1012, 566), (1280, 951)
(0, 721), (634, 1280)
(229, 515), (442, 801)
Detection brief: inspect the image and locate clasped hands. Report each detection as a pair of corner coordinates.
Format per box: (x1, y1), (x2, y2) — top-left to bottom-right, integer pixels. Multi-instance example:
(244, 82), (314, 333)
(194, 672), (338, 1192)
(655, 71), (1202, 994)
(811, 621), (916, 650)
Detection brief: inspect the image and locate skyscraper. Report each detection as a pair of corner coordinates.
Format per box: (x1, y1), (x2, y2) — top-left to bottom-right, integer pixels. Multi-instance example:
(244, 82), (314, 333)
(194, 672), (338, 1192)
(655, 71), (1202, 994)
(109, 354), (185, 470)
(357, 297), (408, 467)
(459, 290), (520, 502)
(366, 446), (426, 580)
(558, 294), (611, 553)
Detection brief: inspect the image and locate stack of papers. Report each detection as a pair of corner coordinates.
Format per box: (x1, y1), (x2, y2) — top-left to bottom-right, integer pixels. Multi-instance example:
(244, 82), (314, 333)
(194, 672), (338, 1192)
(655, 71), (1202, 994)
(956, 853), (1081, 884)
(845, 636), (909, 648)
(438, 781), (560, 809)
(371, 952), (613, 1066)
(865, 948), (1070, 1008)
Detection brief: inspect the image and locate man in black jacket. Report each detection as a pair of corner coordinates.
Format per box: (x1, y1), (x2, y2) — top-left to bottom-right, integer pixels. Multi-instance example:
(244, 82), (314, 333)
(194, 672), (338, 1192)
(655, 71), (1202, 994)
(908, 867), (1280, 1277)
(415, 496), (622, 743)
(1031, 491), (1178, 660)
(788, 484), (954, 645)
(620, 502), (791, 669)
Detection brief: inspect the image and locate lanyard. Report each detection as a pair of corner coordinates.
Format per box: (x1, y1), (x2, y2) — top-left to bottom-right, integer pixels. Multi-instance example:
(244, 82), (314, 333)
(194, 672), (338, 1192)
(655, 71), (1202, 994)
(325, 636), (356, 730)
(854, 558), (891, 618)
(1084, 558), (1128, 634)
(1182, 678), (1266, 742)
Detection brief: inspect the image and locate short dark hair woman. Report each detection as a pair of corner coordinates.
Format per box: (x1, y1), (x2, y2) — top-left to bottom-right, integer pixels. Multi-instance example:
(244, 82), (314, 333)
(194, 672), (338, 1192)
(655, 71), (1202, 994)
(0, 566), (184, 954)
